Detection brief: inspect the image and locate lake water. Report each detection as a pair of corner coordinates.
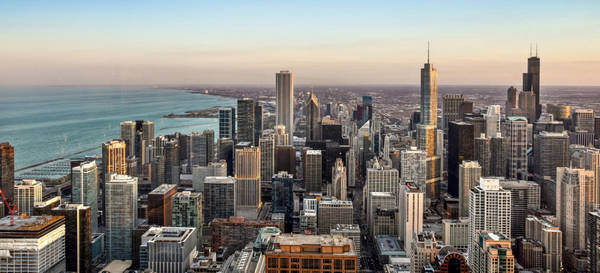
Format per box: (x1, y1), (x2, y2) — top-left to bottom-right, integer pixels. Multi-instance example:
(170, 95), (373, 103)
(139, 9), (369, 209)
(0, 86), (235, 170)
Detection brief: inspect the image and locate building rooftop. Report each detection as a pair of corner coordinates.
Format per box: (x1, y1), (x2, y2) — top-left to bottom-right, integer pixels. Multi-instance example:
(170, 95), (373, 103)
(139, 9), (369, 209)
(370, 192), (396, 198)
(100, 260), (132, 273)
(375, 236), (405, 255)
(204, 176), (235, 184)
(0, 215), (64, 233)
(331, 224), (360, 232)
(306, 149), (321, 155)
(142, 226), (196, 243)
(107, 173), (136, 183)
(269, 234), (356, 255)
(149, 183), (177, 195)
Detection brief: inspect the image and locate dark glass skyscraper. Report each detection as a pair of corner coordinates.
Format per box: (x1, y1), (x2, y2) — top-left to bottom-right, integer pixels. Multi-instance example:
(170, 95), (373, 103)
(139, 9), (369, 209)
(523, 54), (541, 120)
(448, 121), (474, 197)
(272, 172), (294, 232)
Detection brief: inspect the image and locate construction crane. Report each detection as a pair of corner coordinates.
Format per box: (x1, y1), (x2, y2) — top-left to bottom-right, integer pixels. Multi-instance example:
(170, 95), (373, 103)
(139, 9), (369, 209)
(0, 189), (18, 226)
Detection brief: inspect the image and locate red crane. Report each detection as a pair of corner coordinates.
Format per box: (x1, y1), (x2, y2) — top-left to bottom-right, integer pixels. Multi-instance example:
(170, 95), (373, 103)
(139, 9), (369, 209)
(0, 189), (18, 226)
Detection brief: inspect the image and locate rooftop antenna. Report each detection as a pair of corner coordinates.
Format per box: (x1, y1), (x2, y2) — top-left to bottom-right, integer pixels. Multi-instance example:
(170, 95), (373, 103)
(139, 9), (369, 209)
(529, 43), (532, 57)
(536, 43), (538, 57)
(427, 41), (430, 63)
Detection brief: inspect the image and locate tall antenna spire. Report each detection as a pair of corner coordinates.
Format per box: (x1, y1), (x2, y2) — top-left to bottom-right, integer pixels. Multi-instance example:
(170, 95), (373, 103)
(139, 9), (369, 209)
(536, 43), (538, 57)
(427, 41), (430, 63)
(529, 43), (532, 57)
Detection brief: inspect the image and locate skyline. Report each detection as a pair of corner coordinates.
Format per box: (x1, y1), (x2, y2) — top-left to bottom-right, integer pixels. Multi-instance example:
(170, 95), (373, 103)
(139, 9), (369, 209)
(2, 1), (600, 86)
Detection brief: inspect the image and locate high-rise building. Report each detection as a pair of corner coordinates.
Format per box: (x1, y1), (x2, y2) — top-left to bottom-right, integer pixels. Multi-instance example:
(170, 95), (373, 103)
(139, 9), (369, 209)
(506, 117), (528, 179)
(254, 101), (263, 146)
(14, 179), (42, 216)
(420, 52), (438, 127)
(442, 94), (465, 130)
(172, 191), (203, 244)
(523, 54), (541, 120)
(399, 182), (424, 253)
(570, 146), (600, 208)
(0, 215), (66, 273)
(219, 106), (236, 140)
(533, 131), (569, 179)
(273, 124), (290, 146)
(485, 105), (502, 137)
(573, 109), (595, 133)
(304, 150), (323, 193)
(271, 172), (294, 232)
(191, 160), (227, 192)
(448, 121), (474, 197)
(0, 142), (14, 216)
(442, 217), (470, 250)
(105, 174), (138, 260)
(506, 86), (519, 116)
(474, 134), (491, 176)
(235, 146), (261, 210)
(141, 227), (198, 273)
(470, 232), (515, 273)
(276, 70), (294, 138)
(275, 145), (296, 176)
(317, 198), (353, 235)
(306, 92), (321, 140)
(331, 158), (347, 201)
(499, 179), (531, 238)
(547, 104), (571, 120)
(519, 91), (537, 123)
(237, 98), (255, 144)
(490, 134), (508, 177)
(410, 231), (442, 273)
(556, 167), (595, 250)
(203, 176), (236, 225)
(264, 234), (358, 273)
(189, 130), (214, 167)
(525, 215), (562, 273)
(468, 178), (512, 258)
(364, 161), (399, 213)
(148, 183), (177, 226)
(50, 204), (92, 273)
(164, 139), (180, 185)
(346, 148), (356, 188)
(367, 192), (397, 237)
(217, 138), (235, 176)
(120, 121), (136, 158)
(71, 161), (99, 233)
(400, 147), (427, 187)
(102, 139), (127, 177)
(458, 161), (482, 217)
(417, 124), (436, 157)
(589, 211), (600, 273)
(259, 136), (275, 186)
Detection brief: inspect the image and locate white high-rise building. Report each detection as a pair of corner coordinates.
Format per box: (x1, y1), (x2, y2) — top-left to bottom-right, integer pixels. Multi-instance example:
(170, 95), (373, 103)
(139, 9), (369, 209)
(458, 161), (482, 217)
(485, 105), (502, 137)
(400, 147), (427, 189)
(105, 174), (138, 260)
(383, 135), (391, 162)
(442, 217), (470, 250)
(367, 192), (397, 237)
(468, 178), (512, 260)
(14, 179), (42, 216)
(259, 136), (275, 184)
(556, 167), (595, 250)
(331, 158), (347, 201)
(276, 70), (294, 137)
(72, 160), (99, 233)
(363, 160), (399, 213)
(191, 160), (227, 192)
(398, 182), (424, 253)
(506, 116), (528, 179)
(140, 227), (198, 273)
(346, 148), (356, 188)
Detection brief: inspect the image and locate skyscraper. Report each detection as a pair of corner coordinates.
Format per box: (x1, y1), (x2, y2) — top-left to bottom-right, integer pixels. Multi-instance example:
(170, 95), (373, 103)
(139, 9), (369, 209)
(237, 98), (255, 144)
(533, 131), (569, 179)
(305, 92), (320, 140)
(518, 91), (537, 123)
(276, 70), (294, 138)
(367, 192), (397, 237)
(506, 117), (528, 179)
(218, 106), (236, 140)
(573, 108), (595, 133)
(105, 174), (138, 260)
(304, 150), (323, 193)
(141, 227), (198, 273)
(523, 52), (541, 120)
(50, 204), (92, 273)
(259, 136), (275, 186)
(102, 139), (127, 176)
(400, 147), (427, 188)
(331, 158), (347, 201)
(485, 105), (502, 137)
(317, 198), (353, 235)
(525, 215), (562, 273)
(364, 161), (399, 213)
(448, 121), (474, 197)
(273, 124), (290, 146)
(458, 161), (482, 217)
(72, 160), (99, 233)
(589, 211), (600, 273)
(254, 101), (263, 146)
(0, 142), (14, 216)
(442, 94), (465, 130)
(468, 178), (512, 258)
(271, 172), (294, 232)
(203, 176), (236, 225)
(470, 232), (515, 273)
(420, 49), (438, 126)
(217, 138), (235, 176)
(399, 182), (424, 253)
(556, 167), (595, 250)
(14, 179), (42, 216)
(120, 121), (136, 158)
(164, 139), (180, 185)
(172, 191), (203, 244)
(189, 130), (214, 167)
(474, 134), (491, 176)
(147, 183), (177, 226)
(234, 146), (261, 209)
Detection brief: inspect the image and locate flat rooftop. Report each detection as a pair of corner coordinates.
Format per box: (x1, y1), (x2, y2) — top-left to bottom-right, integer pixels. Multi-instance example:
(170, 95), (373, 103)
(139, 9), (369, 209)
(143, 227), (195, 243)
(204, 176), (235, 184)
(0, 215), (64, 233)
(271, 233), (355, 253)
(149, 183), (177, 194)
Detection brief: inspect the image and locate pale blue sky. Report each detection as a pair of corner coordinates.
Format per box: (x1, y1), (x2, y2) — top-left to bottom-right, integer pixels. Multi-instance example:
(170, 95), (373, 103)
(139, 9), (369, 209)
(1, 1), (599, 85)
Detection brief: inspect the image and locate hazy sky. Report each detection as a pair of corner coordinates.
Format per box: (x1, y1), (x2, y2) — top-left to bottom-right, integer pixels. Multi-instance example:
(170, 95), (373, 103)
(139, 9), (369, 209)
(1, 1), (599, 86)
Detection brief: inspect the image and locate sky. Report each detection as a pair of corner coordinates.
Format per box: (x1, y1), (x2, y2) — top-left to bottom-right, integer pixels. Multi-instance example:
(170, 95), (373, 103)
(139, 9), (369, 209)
(1, 1), (599, 86)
